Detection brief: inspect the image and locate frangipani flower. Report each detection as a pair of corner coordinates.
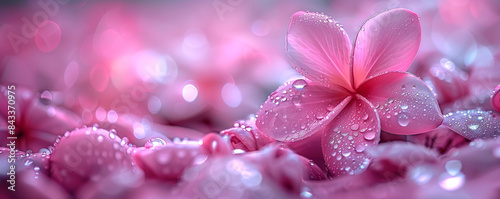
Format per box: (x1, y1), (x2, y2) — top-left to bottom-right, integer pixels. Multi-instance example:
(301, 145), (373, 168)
(256, 9), (443, 176)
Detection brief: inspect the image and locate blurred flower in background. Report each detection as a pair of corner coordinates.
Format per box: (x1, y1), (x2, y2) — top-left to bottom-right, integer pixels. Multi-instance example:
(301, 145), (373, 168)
(0, 0), (499, 137)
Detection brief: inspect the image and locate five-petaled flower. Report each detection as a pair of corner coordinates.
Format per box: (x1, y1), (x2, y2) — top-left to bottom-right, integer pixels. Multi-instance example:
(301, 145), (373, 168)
(256, 8), (443, 176)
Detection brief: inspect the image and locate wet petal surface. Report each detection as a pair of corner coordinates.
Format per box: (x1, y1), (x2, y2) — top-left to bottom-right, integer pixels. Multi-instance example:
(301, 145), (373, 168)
(352, 8), (421, 88)
(322, 95), (380, 176)
(358, 72), (443, 135)
(287, 11), (352, 90)
(256, 79), (351, 142)
(443, 110), (500, 140)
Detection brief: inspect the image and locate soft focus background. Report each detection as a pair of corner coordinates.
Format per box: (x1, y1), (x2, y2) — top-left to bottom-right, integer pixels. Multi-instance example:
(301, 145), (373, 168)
(1, 0), (499, 133)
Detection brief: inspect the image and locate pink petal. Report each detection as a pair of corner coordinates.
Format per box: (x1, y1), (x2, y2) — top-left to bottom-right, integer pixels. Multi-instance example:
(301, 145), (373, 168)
(492, 84), (500, 112)
(407, 125), (469, 154)
(352, 8), (421, 88)
(287, 11), (353, 90)
(443, 110), (500, 140)
(358, 72), (443, 135)
(256, 79), (351, 142)
(220, 119), (274, 152)
(418, 58), (469, 104)
(133, 140), (208, 181)
(322, 95), (380, 176)
(50, 127), (135, 192)
(287, 130), (327, 172)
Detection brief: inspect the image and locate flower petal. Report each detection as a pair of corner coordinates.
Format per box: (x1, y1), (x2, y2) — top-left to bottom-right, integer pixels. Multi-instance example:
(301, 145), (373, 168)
(287, 11), (352, 90)
(407, 125), (469, 154)
(358, 72), (443, 135)
(443, 110), (500, 140)
(322, 95), (380, 176)
(256, 79), (351, 142)
(220, 119), (274, 152)
(352, 8), (421, 88)
(492, 84), (500, 112)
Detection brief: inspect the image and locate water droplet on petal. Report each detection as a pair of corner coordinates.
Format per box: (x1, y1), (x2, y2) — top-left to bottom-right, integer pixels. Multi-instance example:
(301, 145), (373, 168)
(24, 159), (33, 166)
(342, 151), (351, 157)
(364, 132), (376, 140)
(468, 124), (479, 130)
(292, 79), (307, 90)
(301, 187), (313, 198)
(355, 144), (366, 152)
(97, 135), (103, 143)
(350, 124), (359, 131)
(292, 95), (302, 106)
(397, 113), (410, 127)
(109, 129), (116, 139)
(120, 137), (129, 146)
(145, 138), (167, 149)
(400, 104), (409, 110)
(40, 91), (53, 105)
(300, 124), (306, 130)
(445, 160), (462, 176)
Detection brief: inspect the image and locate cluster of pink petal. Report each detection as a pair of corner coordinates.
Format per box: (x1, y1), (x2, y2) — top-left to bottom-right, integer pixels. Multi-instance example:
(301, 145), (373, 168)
(1, 0), (500, 199)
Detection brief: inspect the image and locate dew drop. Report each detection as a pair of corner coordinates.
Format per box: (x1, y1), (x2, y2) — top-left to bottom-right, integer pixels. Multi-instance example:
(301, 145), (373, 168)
(97, 135), (103, 143)
(109, 129), (116, 139)
(364, 132), (376, 140)
(300, 124), (306, 130)
(292, 95), (302, 106)
(401, 104), (409, 110)
(468, 124), (479, 130)
(342, 151), (351, 157)
(300, 188), (313, 198)
(397, 113), (410, 127)
(445, 160), (462, 176)
(292, 79), (307, 90)
(24, 159), (33, 166)
(355, 144), (366, 152)
(362, 114), (369, 120)
(401, 84), (407, 90)
(145, 138), (167, 149)
(350, 124), (359, 131)
(40, 91), (53, 105)
(120, 137), (129, 146)
(336, 155), (342, 160)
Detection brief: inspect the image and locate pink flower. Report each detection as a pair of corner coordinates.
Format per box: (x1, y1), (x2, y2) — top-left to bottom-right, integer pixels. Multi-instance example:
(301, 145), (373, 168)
(492, 84), (500, 112)
(256, 9), (443, 176)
